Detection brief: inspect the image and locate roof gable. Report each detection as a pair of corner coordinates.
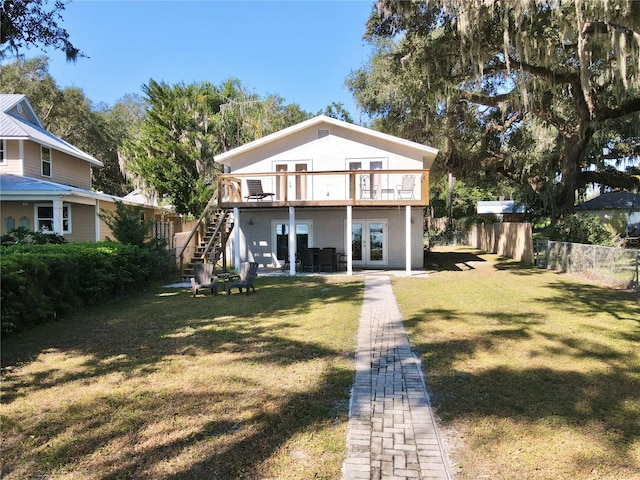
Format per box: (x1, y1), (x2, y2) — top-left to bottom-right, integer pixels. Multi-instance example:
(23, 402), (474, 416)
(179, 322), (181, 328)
(0, 94), (103, 167)
(215, 115), (439, 167)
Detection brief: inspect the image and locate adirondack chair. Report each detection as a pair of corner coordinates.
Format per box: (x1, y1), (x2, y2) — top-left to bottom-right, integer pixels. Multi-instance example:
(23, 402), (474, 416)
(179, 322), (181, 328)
(245, 179), (274, 201)
(190, 263), (218, 297)
(227, 261), (259, 295)
(396, 175), (416, 199)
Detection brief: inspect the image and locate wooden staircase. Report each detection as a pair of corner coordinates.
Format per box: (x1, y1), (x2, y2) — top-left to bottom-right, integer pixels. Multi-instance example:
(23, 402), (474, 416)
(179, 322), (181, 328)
(177, 195), (234, 278)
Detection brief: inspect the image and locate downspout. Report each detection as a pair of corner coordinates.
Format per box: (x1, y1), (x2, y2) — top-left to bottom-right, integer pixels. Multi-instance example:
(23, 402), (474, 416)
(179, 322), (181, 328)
(95, 200), (100, 241)
(18, 140), (24, 175)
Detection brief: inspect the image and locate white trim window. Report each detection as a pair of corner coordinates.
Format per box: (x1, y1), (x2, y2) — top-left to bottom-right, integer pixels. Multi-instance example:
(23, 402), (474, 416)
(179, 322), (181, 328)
(0, 139), (7, 165)
(41, 146), (52, 177)
(35, 203), (72, 234)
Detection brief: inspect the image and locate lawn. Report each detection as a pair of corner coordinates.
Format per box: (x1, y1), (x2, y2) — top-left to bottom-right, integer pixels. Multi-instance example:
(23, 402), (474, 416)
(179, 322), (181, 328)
(2, 247), (639, 480)
(396, 246), (640, 480)
(0, 275), (363, 480)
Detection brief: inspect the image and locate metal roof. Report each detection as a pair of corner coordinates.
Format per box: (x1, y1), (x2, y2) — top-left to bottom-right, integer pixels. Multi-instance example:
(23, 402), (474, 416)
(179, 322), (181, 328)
(0, 94), (103, 167)
(0, 173), (149, 206)
(477, 200), (526, 214)
(577, 192), (640, 210)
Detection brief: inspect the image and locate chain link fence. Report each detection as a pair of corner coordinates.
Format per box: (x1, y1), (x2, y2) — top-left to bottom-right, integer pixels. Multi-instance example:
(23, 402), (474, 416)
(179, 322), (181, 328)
(535, 239), (640, 291)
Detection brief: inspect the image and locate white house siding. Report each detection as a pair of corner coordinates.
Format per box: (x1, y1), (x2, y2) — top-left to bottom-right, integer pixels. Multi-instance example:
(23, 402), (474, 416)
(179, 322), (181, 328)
(230, 207), (425, 269)
(226, 125), (426, 176)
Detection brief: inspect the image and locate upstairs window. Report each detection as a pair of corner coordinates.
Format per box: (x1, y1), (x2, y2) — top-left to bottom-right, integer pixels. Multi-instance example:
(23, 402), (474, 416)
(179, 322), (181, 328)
(41, 146), (51, 177)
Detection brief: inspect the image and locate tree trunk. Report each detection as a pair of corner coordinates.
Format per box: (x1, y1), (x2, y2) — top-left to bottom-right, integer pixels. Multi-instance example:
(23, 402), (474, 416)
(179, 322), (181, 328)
(552, 127), (593, 222)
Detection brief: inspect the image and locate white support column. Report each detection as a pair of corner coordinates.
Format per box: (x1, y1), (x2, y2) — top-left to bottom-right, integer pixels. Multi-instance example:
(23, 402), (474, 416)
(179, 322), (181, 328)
(347, 205), (353, 275)
(288, 206), (296, 275)
(406, 205), (412, 275)
(233, 207), (241, 271)
(52, 197), (64, 235)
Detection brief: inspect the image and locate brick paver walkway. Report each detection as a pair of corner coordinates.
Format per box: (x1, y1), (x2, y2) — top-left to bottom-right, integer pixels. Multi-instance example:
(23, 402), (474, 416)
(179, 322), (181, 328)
(342, 275), (451, 480)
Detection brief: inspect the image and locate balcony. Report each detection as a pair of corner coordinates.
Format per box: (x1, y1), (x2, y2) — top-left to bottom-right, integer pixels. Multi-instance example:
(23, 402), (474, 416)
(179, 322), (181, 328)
(218, 170), (430, 208)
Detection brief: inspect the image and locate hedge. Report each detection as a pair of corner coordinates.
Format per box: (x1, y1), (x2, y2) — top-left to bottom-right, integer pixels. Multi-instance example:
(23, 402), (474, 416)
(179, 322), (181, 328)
(0, 242), (163, 334)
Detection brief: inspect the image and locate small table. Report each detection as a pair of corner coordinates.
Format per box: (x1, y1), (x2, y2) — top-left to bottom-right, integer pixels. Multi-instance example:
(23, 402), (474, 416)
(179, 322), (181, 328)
(217, 273), (232, 293)
(381, 188), (395, 199)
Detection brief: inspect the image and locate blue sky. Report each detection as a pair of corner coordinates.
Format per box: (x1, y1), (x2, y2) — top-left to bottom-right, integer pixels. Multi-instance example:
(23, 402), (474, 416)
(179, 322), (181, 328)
(38, 0), (375, 122)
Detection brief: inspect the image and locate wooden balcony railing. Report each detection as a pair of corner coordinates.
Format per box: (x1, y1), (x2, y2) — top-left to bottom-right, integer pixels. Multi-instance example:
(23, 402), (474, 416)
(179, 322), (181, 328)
(218, 170), (430, 208)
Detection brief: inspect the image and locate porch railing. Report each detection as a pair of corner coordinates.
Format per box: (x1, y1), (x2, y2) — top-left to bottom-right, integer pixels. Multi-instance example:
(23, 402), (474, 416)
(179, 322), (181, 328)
(217, 170), (430, 207)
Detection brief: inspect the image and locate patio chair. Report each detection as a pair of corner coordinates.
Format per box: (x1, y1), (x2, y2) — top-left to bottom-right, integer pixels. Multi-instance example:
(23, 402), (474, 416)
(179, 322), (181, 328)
(317, 248), (335, 272)
(227, 261), (259, 295)
(396, 175), (416, 199)
(299, 249), (316, 272)
(282, 253), (301, 272)
(245, 179), (274, 201)
(190, 263), (218, 297)
(360, 175), (375, 199)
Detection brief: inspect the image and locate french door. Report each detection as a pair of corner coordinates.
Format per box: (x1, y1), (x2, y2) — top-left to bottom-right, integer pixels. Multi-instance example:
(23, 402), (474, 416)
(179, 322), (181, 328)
(350, 220), (387, 267)
(275, 162), (309, 201)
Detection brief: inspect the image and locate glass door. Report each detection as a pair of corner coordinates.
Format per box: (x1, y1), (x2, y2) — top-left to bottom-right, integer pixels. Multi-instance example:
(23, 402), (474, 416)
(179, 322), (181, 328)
(349, 220), (387, 267)
(275, 162), (309, 201)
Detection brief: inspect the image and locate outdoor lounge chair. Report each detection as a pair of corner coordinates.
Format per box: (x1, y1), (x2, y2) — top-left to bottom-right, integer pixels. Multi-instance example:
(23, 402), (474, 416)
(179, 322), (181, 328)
(396, 175), (416, 199)
(245, 179), (275, 201)
(227, 261), (259, 295)
(190, 263), (218, 297)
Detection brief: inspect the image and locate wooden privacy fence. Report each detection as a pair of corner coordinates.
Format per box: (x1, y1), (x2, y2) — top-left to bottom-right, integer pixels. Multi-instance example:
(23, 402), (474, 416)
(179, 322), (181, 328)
(467, 222), (534, 264)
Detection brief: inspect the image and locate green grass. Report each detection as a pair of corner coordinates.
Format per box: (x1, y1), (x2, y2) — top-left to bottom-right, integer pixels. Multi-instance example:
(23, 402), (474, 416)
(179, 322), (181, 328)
(1, 275), (362, 480)
(3, 248), (639, 480)
(397, 246), (640, 480)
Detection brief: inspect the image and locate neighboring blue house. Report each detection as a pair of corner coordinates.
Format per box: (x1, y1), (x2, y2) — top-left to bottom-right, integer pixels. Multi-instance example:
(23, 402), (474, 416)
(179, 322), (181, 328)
(576, 191), (640, 238)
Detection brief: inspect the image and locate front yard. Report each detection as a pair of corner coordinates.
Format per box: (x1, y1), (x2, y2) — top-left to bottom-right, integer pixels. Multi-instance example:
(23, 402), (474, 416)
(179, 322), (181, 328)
(398, 246), (640, 479)
(1, 276), (362, 480)
(1, 246), (639, 479)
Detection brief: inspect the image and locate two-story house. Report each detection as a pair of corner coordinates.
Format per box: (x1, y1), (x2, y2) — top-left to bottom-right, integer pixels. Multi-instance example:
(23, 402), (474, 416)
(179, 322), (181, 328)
(0, 94), (167, 242)
(190, 115), (438, 275)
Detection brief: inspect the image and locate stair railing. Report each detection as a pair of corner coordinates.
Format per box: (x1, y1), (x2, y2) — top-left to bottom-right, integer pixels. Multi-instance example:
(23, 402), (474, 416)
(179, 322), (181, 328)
(201, 209), (232, 264)
(177, 194), (218, 277)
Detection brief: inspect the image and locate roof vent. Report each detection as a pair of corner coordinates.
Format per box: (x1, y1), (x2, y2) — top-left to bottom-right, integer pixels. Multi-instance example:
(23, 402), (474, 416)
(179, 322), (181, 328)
(318, 129), (329, 139)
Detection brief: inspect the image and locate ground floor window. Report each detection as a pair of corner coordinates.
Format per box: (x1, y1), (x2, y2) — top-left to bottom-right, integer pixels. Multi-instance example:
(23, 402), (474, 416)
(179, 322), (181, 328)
(35, 203), (71, 233)
(274, 222), (311, 261)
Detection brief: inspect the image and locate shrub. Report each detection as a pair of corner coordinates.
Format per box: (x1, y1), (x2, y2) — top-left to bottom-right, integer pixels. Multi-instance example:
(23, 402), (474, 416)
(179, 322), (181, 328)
(1, 227), (67, 246)
(544, 214), (618, 246)
(0, 242), (158, 334)
(99, 201), (154, 247)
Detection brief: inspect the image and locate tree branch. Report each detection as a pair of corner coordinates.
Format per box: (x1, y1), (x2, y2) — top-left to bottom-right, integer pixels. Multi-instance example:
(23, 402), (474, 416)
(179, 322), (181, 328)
(582, 21), (640, 44)
(593, 96), (640, 121)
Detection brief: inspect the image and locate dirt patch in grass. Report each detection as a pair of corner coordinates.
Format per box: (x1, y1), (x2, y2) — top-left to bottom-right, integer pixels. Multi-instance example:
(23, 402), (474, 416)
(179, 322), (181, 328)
(398, 246), (640, 480)
(1, 275), (362, 480)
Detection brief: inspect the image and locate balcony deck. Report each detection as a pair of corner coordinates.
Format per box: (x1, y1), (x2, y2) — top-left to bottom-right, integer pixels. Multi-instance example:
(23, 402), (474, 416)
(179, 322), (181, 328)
(218, 170), (430, 209)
